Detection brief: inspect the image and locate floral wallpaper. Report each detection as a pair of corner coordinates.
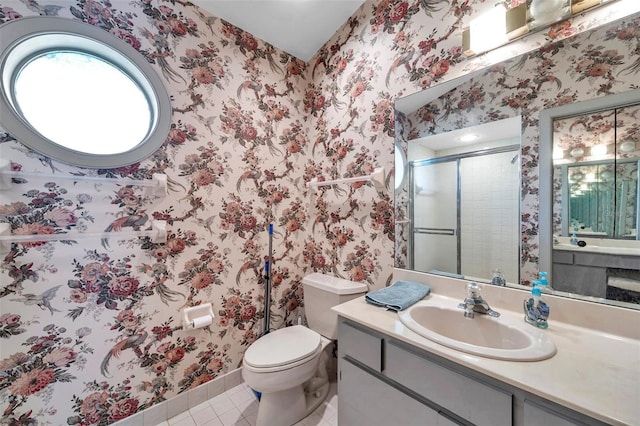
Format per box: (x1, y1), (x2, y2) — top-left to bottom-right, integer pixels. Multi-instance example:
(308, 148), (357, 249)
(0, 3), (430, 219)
(0, 0), (639, 424)
(405, 10), (640, 283)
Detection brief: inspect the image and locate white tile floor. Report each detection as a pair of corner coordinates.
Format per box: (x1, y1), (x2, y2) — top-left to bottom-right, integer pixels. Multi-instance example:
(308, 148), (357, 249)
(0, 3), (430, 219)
(157, 382), (338, 426)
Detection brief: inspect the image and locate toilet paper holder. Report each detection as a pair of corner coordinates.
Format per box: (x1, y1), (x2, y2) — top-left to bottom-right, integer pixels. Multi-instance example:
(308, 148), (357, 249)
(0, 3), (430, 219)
(182, 303), (215, 330)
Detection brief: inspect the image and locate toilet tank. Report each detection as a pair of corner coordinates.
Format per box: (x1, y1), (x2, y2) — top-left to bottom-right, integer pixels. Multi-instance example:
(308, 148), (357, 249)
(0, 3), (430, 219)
(302, 273), (368, 339)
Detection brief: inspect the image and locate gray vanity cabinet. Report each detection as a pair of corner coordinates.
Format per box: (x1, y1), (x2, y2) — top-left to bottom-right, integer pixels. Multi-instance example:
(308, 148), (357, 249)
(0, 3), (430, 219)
(522, 400), (586, 426)
(339, 358), (447, 425)
(553, 249), (640, 298)
(337, 318), (607, 426)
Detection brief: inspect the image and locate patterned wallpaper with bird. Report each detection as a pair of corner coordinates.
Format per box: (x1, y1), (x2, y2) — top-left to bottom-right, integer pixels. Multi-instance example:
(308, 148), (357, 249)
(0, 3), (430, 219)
(0, 0), (638, 424)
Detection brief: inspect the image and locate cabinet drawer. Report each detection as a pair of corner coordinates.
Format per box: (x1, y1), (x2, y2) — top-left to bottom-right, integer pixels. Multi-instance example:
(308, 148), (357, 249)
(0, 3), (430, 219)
(385, 341), (512, 426)
(523, 400), (607, 426)
(339, 358), (443, 426)
(338, 320), (383, 372)
(552, 250), (574, 265)
(574, 252), (640, 269)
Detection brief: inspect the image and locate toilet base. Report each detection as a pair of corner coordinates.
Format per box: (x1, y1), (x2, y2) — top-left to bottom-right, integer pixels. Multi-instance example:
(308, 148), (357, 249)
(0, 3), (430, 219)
(303, 377), (330, 417)
(256, 384), (306, 426)
(254, 376), (330, 426)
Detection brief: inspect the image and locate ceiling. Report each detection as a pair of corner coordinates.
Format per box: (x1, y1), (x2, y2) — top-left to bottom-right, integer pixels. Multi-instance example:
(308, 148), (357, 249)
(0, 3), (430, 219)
(413, 115), (521, 152)
(191, 0), (366, 62)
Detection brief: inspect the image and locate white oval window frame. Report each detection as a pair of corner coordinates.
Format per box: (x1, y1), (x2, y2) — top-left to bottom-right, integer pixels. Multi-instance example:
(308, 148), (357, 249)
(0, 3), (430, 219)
(0, 17), (172, 168)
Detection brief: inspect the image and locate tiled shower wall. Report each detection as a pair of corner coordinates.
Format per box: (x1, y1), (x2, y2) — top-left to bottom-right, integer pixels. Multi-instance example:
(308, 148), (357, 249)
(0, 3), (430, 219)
(461, 149), (520, 283)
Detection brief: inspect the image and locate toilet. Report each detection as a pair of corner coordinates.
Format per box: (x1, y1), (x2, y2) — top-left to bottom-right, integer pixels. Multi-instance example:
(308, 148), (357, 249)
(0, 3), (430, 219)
(241, 272), (367, 426)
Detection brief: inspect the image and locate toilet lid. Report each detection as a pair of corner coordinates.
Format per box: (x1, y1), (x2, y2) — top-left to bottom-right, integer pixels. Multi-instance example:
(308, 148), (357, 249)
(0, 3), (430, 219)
(244, 325), (321, 369)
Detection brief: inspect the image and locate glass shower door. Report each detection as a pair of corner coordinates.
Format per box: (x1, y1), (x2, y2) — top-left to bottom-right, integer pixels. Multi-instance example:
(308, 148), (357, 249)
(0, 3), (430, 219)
(410, 160), (459, 274)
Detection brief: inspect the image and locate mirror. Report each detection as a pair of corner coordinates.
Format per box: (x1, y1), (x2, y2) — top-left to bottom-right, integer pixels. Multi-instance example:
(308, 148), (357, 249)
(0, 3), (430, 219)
(395, 11), (640, 309)
(540, 89), (640, 304)
(552, 104), (640, 240)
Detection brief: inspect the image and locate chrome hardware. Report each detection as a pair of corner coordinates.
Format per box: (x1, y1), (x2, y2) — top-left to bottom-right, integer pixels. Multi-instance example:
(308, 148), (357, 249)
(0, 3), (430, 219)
(458, 283), (500, 319)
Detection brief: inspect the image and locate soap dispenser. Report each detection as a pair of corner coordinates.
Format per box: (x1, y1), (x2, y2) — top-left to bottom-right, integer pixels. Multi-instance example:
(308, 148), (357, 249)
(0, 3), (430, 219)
(538, 271), (551, 293)
(523, 283), (549, 329)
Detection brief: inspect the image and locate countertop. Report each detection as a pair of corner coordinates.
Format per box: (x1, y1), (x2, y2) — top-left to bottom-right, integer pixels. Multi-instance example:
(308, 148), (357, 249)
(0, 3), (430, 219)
(333, 293), (640, 425)
(553, 236), (640, 256)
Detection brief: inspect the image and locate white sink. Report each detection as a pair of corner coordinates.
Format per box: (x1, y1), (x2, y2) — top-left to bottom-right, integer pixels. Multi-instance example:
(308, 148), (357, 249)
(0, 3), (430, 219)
(398, 297), (556, 361)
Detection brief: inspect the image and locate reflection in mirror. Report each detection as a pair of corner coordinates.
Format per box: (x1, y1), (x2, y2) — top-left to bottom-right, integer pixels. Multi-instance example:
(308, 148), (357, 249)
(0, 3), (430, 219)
(395, 144), (407, 192)
(552, 104), (640, 241)
(540, 90), (640, 307)
(407, 117), (521, 285)
(397, 11), (640, 310)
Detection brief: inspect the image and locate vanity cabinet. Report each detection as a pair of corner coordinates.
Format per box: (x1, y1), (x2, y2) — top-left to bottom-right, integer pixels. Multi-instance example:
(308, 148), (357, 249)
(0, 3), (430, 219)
(552, 249), (640, 298)
(337, 319), (607, 426)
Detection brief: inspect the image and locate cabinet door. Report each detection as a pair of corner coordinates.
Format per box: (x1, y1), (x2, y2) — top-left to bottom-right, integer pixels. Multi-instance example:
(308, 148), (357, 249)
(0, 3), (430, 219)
(339, 358), (447, 426)
(385, 341), (512, 426)
(523, 400), (596, 426)
(338, 320), (383, 372)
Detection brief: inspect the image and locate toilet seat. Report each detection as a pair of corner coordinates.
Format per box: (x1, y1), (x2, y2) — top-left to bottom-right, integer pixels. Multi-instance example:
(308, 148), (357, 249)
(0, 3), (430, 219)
(244, 325), (321, 371)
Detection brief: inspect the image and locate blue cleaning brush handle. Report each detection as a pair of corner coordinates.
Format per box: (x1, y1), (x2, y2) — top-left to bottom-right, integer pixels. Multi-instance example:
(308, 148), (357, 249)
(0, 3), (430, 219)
(264, 261), (269, 274)
(269, 223), (273, 235)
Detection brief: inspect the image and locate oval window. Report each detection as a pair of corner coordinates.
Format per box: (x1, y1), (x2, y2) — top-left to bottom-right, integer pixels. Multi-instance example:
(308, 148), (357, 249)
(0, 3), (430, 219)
(0, 17), (171, 168)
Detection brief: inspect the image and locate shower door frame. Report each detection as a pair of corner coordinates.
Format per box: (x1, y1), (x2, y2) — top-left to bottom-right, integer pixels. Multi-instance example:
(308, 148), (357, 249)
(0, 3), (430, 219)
(408, 144), (520, 273)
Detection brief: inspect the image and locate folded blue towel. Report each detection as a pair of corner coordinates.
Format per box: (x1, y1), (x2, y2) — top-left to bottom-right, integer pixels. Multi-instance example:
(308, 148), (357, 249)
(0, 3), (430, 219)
(429, 269), (464, 279)
(365, 280), (431, 311)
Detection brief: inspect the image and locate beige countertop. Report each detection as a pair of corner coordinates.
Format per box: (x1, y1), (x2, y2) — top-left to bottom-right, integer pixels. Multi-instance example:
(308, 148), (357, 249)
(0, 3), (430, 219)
(333, 270), (640, 426)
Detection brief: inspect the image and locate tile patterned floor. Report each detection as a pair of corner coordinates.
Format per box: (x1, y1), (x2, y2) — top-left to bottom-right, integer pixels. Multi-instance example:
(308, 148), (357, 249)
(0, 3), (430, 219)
(157, 382), (338, 426)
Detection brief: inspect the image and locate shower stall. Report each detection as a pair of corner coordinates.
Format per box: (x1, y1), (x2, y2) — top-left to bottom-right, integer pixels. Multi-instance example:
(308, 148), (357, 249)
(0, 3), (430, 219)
(408, 145), (520, 284)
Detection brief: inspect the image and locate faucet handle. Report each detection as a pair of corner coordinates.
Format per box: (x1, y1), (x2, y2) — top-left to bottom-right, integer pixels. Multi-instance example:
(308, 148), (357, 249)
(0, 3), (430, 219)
(466, 282), (481, 299)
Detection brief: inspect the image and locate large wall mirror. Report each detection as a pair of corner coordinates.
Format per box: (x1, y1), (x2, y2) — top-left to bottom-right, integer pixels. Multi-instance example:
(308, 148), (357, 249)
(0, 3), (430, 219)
(395, 11), (640, 310)
(540, 89), (640, 305)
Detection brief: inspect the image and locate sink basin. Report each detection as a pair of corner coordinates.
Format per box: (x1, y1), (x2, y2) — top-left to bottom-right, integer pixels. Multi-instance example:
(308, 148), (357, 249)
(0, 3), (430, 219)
(398, 298), (556, 361)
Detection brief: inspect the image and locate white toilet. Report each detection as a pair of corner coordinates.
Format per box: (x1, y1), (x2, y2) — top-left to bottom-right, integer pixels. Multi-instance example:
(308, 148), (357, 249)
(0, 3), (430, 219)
(241, 272), (367, 426)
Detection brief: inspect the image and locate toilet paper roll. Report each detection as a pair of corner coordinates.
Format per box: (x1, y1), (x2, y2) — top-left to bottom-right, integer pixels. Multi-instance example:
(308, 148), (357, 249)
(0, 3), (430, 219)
(191, 315), (213, 329)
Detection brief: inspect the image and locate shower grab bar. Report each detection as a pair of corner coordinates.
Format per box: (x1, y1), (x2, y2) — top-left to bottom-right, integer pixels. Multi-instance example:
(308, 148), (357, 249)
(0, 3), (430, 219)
(307, 167), (385, 192)
(0, 159), (167, 196)
(0, 220), (167, 256)
(414, 227), (457, 235)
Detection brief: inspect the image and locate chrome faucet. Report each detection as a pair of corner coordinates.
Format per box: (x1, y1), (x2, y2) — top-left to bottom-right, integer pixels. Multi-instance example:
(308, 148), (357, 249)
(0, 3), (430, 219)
(458, 283), (500, 319)
(570, 224), (580, 245)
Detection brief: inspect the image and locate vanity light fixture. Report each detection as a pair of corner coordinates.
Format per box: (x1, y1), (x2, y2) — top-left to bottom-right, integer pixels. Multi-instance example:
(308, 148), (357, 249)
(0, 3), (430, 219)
(552, 148), (565, 160)
(619, 140), (636, 152)
(465, 6), (508, 56)
(590, 144), (608, 157)
(584, 172), (597, 182)
(600, 170), (613, 180)
(570, 147), (585, 157)
(527, 0), (571, 30)
(462, 0), (617, 57)
(571, 172), (584, 181)
(571, 0), (601, 14)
